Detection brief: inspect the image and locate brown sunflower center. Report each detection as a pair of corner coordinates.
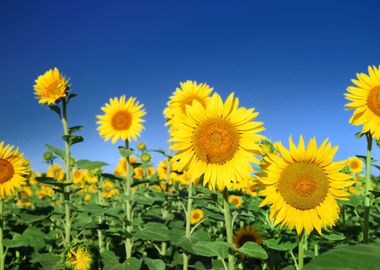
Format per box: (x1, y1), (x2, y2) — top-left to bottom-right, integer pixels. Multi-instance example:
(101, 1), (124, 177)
(111, 111), (132, 130)
(350, 161), (359, 169)
(367, 85), (380, 117)
(192, 213), (200, 220)
(181, 96), (207, 114)
(193, 118), (239, 164)
(278, 162), (329, 210)
(0, 158), (15, 184)
(235, 230), (262, 248)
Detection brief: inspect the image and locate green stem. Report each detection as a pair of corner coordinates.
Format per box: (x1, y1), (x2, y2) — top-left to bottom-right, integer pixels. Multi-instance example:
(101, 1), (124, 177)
(314, 241), (319, 257)
(61, 99), (72, 246)
(97, 176), (105, 253)
(223, 189), (234, 270)
(298, 232), (307, 270)
(0, 200), (4, 270)
(183, 182), (193, 270)
(363, 132), (372, 243)
(124, 140), (133, 259)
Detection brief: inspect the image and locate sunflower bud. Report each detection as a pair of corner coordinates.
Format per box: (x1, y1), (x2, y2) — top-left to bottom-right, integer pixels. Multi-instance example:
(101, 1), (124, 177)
(43, 151), (53, 162)
(141, 153), (151, 163)
(137, 142), (146, 151)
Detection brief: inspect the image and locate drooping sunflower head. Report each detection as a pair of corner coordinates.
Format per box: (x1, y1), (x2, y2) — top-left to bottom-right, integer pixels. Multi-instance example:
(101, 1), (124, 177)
(228, 195), (243, 208)
(190, 208), (204, 225)
(233, 226), (263, 248)
(97, 96), (146, 144)
(164, 81), (213, 128)
(65, 245), (97, 270)
(347, 156), (364, 174)
(260, 136), (353, 235)
(0, 141), (30, 199)
(345, 65), (380, 139)
(34, 67), (69, 105)
(170, 92), (265, 191)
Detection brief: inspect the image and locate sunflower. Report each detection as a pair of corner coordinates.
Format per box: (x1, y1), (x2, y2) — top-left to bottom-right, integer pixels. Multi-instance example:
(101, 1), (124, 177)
(260, 136), (353, 235)
(190, 209), (204, 224)
(0, 141), (30, 199)
(164, 81), (213, 129)
(233, 226), (263, 248)
(228, 195), (243, 208)
(97, 96), (146, 144)
(72, 169), (84, 184)
(345, 65), (380, 139)
(66, 246), (93, 270)
(33, 67), (69, 105)
(46, 164), (65, 181)
(170, 92), (265, 191)
(134, 167), (144, 180)
(347, 156), (364, 174)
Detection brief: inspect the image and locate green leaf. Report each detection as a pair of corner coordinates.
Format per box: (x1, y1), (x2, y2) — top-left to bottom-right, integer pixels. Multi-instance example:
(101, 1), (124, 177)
(4, 227), (46, 249)
(238, 241), (268, 259)
(265, 238), (297, 251)
(101, 250), (132, 270)
(355, 132), (364, 139)
(67, 93), (78, 102)
(192, 241), (231, 258)
(135, 222), (170, 242)
(62, 135), (84, 146)
(304, 243), (380, 270)
(119, 146), (134, 157)
(77, 159), (108, 170)
(35, 176), (72, 189)
(45, 144), (65, 160)
(369, 189), (380, 198)
(125, 257), (142, 270)
(321, 233), (346, 241)
(150, 149), (168, 157)
(68, 125), (83, 134)
(144, 258), (165, 270)
(45, 104), (61, 117)
(101, 173), (124, 181)
(31, 253), (62, 269)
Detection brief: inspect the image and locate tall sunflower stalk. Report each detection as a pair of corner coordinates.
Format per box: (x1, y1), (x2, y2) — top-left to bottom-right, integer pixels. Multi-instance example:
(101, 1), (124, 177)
(183, 181), (193, 270)
(0, 199), (4, 270)
(123, 140), (134, 259)
(222, 189), (234, 270)
(363, 132), (373, 243)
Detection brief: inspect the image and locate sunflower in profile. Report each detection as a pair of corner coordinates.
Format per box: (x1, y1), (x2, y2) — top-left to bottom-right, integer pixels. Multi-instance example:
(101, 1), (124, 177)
(46, 164), (65, 181)
(233, 226), (263, 248)
(345, 65), (380, 139)
(0, 141), (30, 199)
(34, 67), (69, 105)
(347, 156), (364, 174)
(170, 92), (265, 191)
(164, 81), (213, 129)
(260, 136), (353, 235)
(190, 209), (204, 225)
(97, 96), (146, 144)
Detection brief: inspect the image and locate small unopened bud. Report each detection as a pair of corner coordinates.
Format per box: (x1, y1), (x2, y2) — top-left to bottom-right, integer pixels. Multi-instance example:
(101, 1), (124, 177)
(137, 142), (146, 151)
(43, 151), (53, 161)
(141, 153), (152, 163)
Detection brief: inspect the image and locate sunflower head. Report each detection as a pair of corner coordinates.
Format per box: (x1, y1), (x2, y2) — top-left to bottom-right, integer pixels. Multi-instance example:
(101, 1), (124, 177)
(347, 156), (364, 174)
(0, 141), (30, 199)
(64, 244), (98, 270)
(46, 164), (65, 181)
(97, 96), (146, 144)
(233, 226), (263, 248)
(134, 167), (144, 180)
(228, 195), (243, 208)
(72, 169), (84, 184)
(260, 136), (353, 235)
(170, 92), (265, 191)
(34, 67), (69, 105)
(345, 65), (380, 139)
(164, 81), (213, 127)
(190, 208), (204, 225)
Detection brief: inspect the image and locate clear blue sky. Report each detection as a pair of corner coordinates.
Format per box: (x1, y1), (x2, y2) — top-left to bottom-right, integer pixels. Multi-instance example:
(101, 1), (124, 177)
(1, 0), (380, 173)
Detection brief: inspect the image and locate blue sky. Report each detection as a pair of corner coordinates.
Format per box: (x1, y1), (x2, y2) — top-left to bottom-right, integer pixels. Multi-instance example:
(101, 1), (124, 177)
(1, 0), (379, 173)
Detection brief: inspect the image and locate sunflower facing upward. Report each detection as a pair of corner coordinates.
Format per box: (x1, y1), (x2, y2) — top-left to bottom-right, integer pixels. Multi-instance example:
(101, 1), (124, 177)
(33, 67), (69, 105)
(260, 136), (353, 235)
(170, 92), (265, 191)
(345, 65), (380, 139)
(0, 141), (30, 199)
(97, 96), (146, 144)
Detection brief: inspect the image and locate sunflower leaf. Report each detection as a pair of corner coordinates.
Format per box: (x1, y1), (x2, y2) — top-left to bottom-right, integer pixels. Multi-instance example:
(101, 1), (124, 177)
(62, 135), (84, 146)
(238, 241), (268, 259)
(135, 222), (170, 242)
(101, 173), (124, 181)
(45, 104), (61, 118)
(67, 93), (78, 103)
(144, 258), (165, 270)
(119, 146), (134, 158)
(68, 125), (83, 134)
(76, 159), (109, 170)
(45, 144), (66, 160)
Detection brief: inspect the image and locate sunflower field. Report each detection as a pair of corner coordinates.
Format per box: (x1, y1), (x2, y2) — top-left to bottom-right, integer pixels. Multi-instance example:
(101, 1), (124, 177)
(0, 66), (379, 270)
